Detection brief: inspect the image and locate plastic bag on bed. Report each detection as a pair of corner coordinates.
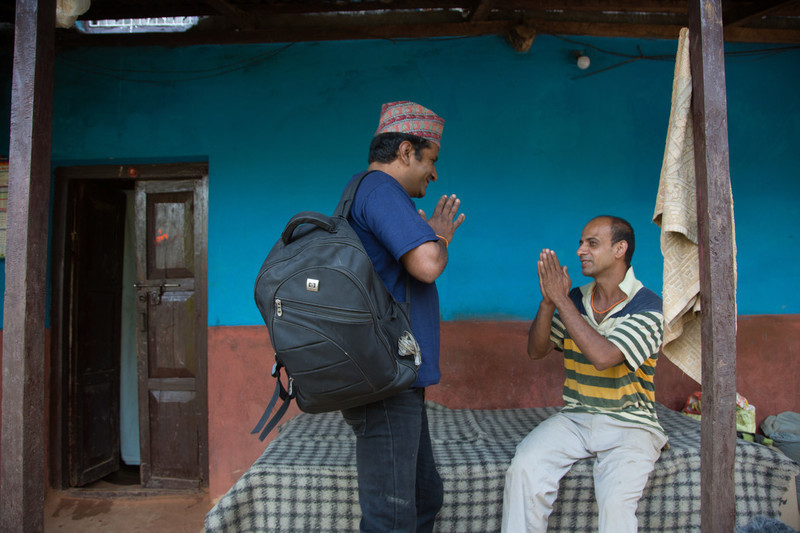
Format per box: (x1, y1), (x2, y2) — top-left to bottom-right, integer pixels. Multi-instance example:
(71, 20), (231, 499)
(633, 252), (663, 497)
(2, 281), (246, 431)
(681, 391), (757, 434)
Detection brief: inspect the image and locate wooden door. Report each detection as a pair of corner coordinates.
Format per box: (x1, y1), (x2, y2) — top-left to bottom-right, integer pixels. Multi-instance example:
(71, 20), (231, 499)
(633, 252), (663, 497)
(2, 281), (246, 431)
(134, 177), (208, 489)
(67, 181), (126, 487)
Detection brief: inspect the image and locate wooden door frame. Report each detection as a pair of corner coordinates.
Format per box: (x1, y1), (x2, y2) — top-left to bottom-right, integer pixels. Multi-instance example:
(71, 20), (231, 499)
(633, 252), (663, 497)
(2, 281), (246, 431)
(49, 162), (209, 490)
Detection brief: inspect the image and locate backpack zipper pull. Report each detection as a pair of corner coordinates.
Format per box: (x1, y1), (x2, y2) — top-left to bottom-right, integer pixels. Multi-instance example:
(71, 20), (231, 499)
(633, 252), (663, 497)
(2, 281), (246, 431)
(275, 298), (282, 317)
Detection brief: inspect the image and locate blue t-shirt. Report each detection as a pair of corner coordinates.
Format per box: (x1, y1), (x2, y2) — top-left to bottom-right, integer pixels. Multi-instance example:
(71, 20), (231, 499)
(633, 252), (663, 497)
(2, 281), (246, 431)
(347, 171), (441, 387)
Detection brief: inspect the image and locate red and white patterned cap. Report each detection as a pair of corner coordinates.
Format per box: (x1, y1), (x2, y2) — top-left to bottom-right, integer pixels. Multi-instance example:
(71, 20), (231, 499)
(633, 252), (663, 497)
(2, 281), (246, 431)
(374, 101), (445, 145)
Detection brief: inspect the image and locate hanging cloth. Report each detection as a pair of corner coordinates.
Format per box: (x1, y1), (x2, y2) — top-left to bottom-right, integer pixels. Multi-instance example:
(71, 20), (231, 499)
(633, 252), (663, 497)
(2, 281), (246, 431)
(653, 27), (737, 384)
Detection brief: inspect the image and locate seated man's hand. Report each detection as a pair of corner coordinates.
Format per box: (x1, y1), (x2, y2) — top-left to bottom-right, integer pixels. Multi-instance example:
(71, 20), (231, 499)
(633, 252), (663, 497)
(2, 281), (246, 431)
(538, 249), (571, 307)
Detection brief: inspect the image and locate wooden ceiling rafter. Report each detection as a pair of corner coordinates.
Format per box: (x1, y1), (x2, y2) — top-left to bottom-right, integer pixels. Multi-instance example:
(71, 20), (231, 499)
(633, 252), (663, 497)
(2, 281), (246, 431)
(56, 19), (514, 48)
(469, 0), (498, 21)
(723, 0), (799, 28)
(72, 0), (800, 21)
(205, 0), (256, 31)
(2, 1), (799, 48)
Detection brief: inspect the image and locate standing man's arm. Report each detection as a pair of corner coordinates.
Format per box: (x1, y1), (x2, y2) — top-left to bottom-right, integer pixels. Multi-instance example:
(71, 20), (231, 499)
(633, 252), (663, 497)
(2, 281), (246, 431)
(536, 249), (625, 371)
(401, 194), (465, 283)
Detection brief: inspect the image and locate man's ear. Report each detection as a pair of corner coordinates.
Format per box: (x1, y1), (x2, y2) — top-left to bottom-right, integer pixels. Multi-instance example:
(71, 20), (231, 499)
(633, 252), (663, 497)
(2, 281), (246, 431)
(397, 140), (414, 165)
(615, 240), (628, 259)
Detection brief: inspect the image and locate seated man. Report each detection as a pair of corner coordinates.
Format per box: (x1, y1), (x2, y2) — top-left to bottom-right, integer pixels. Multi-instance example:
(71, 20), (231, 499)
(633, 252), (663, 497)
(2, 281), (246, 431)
(502, 215), (667, 533)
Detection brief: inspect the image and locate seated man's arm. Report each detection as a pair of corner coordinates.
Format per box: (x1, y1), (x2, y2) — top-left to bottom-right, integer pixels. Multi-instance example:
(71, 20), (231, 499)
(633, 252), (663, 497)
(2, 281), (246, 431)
(527, 301), (557, 359)
(553, 302), (625, 371)
(537, 248), (624, 370)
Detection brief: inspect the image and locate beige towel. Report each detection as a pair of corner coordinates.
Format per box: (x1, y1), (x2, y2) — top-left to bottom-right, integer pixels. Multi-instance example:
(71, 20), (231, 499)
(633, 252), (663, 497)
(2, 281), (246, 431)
(653, 28), (736, 384)
(654, 28), (700, 383)
(653, 28), (736, 383)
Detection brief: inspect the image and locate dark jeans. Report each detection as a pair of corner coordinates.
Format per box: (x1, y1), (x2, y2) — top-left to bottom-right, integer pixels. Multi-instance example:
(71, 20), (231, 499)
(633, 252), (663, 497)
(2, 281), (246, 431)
(341, 388), (444, 533)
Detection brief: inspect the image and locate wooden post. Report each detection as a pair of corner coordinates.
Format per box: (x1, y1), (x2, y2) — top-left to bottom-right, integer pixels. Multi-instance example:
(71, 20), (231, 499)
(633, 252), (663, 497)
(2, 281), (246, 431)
(0, 0), (55, 531)
(687, 1), (738, 531)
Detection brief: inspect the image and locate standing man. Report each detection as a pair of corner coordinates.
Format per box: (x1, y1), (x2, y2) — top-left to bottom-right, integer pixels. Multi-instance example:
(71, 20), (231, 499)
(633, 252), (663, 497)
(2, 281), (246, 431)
(341, 101), (465, 532)
(503, 216), (666, 533)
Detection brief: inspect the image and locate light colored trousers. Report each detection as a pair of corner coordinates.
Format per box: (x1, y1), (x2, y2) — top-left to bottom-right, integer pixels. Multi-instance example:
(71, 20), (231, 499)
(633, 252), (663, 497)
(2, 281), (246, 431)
(502, 411), (667, 533)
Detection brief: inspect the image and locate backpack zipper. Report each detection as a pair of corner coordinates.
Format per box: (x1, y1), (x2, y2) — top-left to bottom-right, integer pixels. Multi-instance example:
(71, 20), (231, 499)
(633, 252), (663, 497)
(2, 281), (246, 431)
(267, 263), (397, 362)
(275, 297), (372, 323)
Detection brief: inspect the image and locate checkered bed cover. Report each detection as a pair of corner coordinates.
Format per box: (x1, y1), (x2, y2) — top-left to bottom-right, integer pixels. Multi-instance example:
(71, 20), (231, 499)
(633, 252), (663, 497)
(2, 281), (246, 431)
(205, 403), (799, 532)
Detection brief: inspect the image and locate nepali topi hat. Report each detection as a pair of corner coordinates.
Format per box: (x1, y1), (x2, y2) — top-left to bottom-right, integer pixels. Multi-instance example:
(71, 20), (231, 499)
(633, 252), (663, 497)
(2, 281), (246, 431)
(374, 101), (445, 145)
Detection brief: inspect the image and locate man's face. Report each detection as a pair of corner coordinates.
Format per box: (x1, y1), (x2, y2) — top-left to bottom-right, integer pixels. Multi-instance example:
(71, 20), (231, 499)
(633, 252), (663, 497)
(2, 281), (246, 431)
(576, 218), (619, 277)
(405, 143), (439, 198)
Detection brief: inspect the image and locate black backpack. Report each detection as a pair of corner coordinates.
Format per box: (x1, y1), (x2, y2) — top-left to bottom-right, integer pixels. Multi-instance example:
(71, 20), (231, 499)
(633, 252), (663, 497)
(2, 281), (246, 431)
(251, 171), (421, 441)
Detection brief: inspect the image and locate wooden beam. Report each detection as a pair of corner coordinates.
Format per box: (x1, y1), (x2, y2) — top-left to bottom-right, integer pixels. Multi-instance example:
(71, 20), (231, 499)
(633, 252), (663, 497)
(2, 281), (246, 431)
(57, 0), (800, 44)
(55, 15), (800, 47)
(80, 0), (471, 20)
(0, 0), (55, 531)
(204, 0), (256, 31)
(469, 0), (498, 21)
(497, 0), (688, 12)
(724, 0), (797, 28)
(687, 1), (738, 532)
(506, 24), (536, 52)
(723, 25), (800, 43)
(519, 18), (688, 39)
(56, 20), (514, 47)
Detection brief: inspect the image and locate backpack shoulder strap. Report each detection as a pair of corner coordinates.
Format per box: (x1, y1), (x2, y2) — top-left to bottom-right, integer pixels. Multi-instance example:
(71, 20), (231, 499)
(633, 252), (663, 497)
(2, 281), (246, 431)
(251, 360), (295, 441)
(333, 170), (374, 218)
(334, 169), (414, 305)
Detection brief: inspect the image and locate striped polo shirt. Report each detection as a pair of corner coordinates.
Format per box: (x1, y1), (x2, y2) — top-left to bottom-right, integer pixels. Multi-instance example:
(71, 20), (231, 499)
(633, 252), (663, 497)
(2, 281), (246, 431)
(550, 267), (665, 435)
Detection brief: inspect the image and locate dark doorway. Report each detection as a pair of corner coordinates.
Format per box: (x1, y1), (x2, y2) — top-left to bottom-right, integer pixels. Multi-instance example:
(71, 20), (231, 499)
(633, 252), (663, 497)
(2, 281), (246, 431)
(65, 180), (126, 486)
(51, 163), (209, 492)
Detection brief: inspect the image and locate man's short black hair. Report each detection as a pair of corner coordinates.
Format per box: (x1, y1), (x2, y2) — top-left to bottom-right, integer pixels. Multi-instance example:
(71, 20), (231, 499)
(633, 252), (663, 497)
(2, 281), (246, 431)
(598, 215), (635, 268)
(368, 132), (432, 164)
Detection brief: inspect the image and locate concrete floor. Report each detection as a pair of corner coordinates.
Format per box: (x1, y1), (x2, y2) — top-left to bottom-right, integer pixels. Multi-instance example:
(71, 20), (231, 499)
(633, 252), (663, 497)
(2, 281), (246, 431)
(43, 467), (214, 532)
(43, 489), (798, 532)
(44, 490), (213, 532)
(40, 466), (799, 532)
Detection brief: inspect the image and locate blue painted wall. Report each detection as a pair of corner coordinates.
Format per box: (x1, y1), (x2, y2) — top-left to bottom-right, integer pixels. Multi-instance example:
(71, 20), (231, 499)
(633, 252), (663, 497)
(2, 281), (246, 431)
(1, 34), (798, 326)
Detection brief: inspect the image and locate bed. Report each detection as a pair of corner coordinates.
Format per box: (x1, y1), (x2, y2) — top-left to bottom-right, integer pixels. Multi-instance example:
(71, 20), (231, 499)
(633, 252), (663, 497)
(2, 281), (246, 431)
(205, 402), (799, 532)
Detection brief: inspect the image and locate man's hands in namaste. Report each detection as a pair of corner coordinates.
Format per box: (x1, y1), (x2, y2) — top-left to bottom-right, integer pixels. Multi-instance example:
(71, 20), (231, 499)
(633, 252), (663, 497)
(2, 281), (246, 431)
(538, 249), (571, 307)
